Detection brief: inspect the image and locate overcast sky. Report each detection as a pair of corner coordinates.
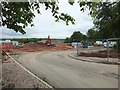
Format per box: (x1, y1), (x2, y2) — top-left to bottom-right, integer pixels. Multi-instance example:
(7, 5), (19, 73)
(1, 0), (94, 39)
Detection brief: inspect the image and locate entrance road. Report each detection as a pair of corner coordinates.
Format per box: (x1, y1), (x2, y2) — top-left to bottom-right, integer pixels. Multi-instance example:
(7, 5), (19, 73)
(17, 50), (118, 88)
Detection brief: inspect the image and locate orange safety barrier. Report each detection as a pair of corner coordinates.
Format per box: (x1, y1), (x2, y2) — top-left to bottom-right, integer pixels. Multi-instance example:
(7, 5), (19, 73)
(1, 45), (13, 49)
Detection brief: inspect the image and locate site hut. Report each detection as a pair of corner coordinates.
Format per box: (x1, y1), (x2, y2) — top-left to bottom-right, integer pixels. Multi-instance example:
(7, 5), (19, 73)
(0, 40), (11, 49)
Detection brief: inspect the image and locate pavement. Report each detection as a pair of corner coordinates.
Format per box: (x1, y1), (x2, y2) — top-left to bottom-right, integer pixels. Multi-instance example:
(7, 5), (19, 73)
(12, 50), (119, 88)
(68, 53), (120, 64)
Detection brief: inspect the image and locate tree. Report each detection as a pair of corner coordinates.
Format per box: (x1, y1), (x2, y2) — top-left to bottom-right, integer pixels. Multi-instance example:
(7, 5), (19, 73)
(82, 35), (87, 40)
(70, 31), (87, 41)
(1, 0), (100, 34)
(1, 1), (76, 34)
(1, 0), (119, 39)
(64, 37), (71, 43)
(92, 2), (120, 39)
(64, 31), (87, 43)
(87, 28), (100, 40)
(1, 2), (35, 34)
(78, 1), (120, 39)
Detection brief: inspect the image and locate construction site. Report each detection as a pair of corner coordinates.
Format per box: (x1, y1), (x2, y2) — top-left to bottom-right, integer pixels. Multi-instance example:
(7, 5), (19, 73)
(1, 36), (120, 88)
(1, 0), (120, 89)
(1, 36), (120, 60)
(1, 36), (74, 53)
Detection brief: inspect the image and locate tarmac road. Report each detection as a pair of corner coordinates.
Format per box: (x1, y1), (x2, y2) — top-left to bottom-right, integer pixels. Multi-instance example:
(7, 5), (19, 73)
(17, 50), (118, 88)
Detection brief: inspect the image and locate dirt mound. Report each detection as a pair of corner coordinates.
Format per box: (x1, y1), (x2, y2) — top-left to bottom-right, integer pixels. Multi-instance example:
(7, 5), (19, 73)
(26, 42), (38, 45)
(56, 43), (74, 50)
(2, 44), (75, 53)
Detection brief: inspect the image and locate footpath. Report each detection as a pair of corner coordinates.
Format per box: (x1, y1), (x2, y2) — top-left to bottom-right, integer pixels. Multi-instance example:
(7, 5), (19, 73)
(68, 53), (120, 65)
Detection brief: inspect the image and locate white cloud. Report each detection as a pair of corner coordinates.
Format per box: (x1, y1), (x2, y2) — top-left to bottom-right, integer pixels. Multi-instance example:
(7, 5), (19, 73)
(1, 1), (94, 39)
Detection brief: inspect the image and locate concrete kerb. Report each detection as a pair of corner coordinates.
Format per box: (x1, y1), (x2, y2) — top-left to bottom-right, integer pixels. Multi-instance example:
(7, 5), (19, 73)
(68, 54), (101, 63)
(68, 54), (120, 65)
(6, 53), (53, 89)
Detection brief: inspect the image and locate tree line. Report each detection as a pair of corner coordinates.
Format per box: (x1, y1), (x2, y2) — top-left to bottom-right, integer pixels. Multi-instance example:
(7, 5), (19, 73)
(64, 29), (101, 43)
(1, 38), (64, 43)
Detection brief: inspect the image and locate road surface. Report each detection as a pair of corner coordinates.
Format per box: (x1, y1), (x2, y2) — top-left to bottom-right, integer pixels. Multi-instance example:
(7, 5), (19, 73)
(15, 50), (118, 88)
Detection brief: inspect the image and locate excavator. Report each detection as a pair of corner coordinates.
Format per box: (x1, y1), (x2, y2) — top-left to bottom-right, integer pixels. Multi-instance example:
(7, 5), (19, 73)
(46, 35), (54, 46)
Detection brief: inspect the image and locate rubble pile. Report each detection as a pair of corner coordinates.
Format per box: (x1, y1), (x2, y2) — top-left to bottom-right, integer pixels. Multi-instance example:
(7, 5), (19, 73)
(56, 43), (74, 50)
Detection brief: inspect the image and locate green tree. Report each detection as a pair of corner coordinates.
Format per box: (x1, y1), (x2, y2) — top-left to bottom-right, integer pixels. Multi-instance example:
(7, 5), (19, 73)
(1, 0), (119, 39)
(82, 35), (87, 40)
(1, 2), (35, 34)
(92, 2), (120, 39)
(70, 31), (87, 41)
(64, 37), (71, 43)
(64, 31), (87, 43)
(78, 1), (120, 39)
(1, 0), (100, 34)
(1, 1), (76, 34)
(87, 29), (100, 40)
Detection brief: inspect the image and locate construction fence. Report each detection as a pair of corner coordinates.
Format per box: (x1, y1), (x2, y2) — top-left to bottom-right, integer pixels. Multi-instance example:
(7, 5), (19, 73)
(72, 40), (120, 64)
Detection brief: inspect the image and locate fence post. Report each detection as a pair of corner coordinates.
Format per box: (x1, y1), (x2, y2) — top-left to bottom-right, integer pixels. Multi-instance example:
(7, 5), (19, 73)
(77, 41), (79, 56)
(107, 39), (109, 62)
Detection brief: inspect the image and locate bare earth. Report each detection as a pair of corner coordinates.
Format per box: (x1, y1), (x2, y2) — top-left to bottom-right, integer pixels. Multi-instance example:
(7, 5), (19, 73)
(13, 50), (119, 88)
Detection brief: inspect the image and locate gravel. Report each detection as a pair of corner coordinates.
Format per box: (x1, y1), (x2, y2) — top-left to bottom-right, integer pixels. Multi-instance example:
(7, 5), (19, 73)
(2, 55), (51, 88)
